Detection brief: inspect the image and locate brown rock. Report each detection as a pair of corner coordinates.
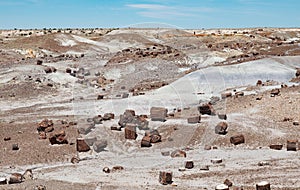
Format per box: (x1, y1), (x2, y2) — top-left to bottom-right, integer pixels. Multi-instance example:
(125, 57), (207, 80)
(112, 166), (124, 172)
(4, 137), (11, 141)
(215, 122), (228, 135)
(230, 134), (245, 145)
(296, 68), (300, 77)
(287, 140), (298, 151)
(185, 160), (194, 169)
(187, 115), (201, 124)
(49, 130), (68, 145)
(235, 91), (244, 97)
(256, 80), (263, 86)
(37, 60), (43, 65)
(111, 124), (122, 131)
(71, 156), (79, 164)
(141, 135), (152, 147)
(218, 113), (227, 120)
(221, 92), (232, 99)
(34, 185), (46, 190)
(198, 103), (216, 115)
(159, 171), (172, 185)
(12, 143), (19, 150)
(38, 131), (47, 139)
(150, 107), (168, 122)
(124, 123), (137, 140)
(224, 179), (233, 187)
(9, 173), (23, 184)
(76, 138), (90, 152)
(204, 145), (211, 150)
(171, 150), (186, 158)
(211, 158), (223, 164)
(270, 88), (280, 96)
(269, 144), (283, 150)
(103, 113), (115, 120)
(37, 119), (53, 132)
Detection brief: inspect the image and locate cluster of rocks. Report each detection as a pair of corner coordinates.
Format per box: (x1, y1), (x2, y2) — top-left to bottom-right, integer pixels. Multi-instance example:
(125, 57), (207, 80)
(37, 119), (71, 145)
(0, 169), (33, 185)
(106, 44), (185, 65)
(130, 80), (168, 96)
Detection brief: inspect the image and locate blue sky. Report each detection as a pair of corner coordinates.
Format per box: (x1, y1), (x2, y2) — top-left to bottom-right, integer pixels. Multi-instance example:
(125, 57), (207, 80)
(0, 0), (299, 29)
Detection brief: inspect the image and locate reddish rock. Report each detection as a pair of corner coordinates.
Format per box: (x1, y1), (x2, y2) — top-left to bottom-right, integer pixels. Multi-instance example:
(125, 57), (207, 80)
(9, 173), (23, 184)
(198, 103), (216, 115)
(76, 138), (90, 152)
(269, 144), (283, 150)
(215, 122), (228, 135)
(230, 134), (245, 145)
(141, 135), (152, 147)
(224, 179), (233, 187)
(185, 160), (194, 169)
(221, 92), (232, 99)
(49, 130), (68, 145)
(37, 119), (53, 132)
(124, 124), (137, 140)
(159, 171), (172, 185)
(287, 140), (298, 151)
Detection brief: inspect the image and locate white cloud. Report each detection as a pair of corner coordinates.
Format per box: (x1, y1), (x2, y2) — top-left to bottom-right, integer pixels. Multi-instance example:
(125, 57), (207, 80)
(126, 3), (214, 19)
(126, 4), (169, 10)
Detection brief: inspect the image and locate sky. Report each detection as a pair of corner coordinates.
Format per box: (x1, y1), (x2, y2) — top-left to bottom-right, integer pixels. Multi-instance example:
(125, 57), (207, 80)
(0, 0), (299, 29)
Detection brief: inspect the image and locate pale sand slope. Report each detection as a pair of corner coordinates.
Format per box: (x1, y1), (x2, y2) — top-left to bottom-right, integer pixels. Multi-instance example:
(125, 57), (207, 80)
(88, 56), (299, 116)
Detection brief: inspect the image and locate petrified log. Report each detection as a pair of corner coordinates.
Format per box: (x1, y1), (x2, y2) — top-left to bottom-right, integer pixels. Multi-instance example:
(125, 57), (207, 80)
(170, 150), (186, 158)
(269, 144), (283, 150)
(221, 92), (232, 99)
(141, 135), (152, 147)
(150, 107), (168, 122)
(270, 89), (280, 96)
(224, 179), (233, 187)
(287, 140), (298, 151)
(71, 156), (79, 164)
(230, 134), (245, 145)
(12, 143), (19, 150)
(111, 124), (122, 131)
(37, 119), (53, 132)
(218, 113), (227, 120)
(93, 140), (107, 153)
(198, 103), (216, 115)
(184, 160), (194, 169)
(76, 138), (90, 152)
(112, 166), (124, 172)
(49, 130), (68, 145)
(159, 171), (172, 185)
(103, 113), (115, 120)
(256, 80), (263, 86)
(211, 158), (223, 164)
(187, 115), (201, 124)
(124, 124), (137, 140)
(9, 173), (23, 184)
(215, 122), (228, 135)
(256, 181), (271, 190)
(216, 184), (229, 190)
